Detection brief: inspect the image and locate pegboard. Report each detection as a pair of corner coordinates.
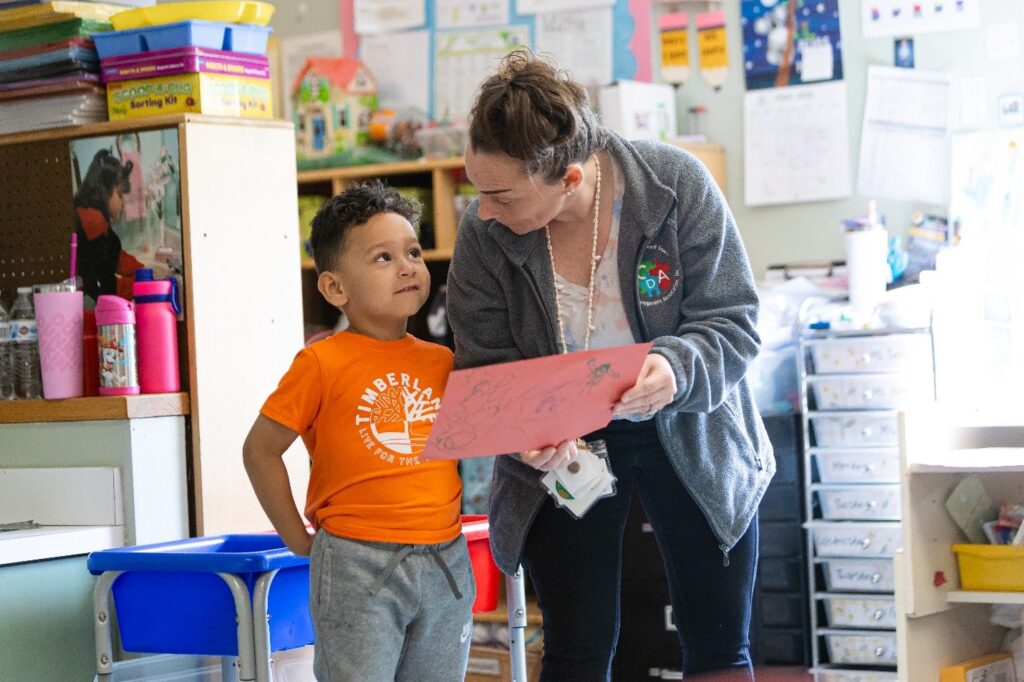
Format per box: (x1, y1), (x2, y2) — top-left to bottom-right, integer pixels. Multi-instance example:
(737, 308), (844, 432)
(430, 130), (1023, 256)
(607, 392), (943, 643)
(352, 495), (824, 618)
(0, 139), (75, 302)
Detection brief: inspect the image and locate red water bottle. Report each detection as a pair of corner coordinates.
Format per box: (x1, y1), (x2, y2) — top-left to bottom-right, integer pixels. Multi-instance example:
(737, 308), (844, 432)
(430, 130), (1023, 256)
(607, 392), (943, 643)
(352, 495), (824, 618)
(83, 309), (99, 396)
(132, 269), (180, 394)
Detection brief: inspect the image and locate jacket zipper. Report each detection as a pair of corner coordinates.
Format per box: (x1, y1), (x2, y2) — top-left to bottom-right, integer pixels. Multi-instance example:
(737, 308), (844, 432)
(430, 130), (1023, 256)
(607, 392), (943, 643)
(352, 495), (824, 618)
(633, 236), (651, 341)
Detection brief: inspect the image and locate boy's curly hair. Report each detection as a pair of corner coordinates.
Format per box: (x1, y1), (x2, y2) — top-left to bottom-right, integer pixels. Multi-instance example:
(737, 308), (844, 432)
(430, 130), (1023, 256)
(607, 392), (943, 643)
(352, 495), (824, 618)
(310, 180), (422, 273)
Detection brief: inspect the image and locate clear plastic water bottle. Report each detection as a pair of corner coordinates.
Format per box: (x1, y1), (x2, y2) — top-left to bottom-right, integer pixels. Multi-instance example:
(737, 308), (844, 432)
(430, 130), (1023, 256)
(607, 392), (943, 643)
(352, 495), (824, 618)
(0, 298), (14, 399)
(10, 287), (41, 399)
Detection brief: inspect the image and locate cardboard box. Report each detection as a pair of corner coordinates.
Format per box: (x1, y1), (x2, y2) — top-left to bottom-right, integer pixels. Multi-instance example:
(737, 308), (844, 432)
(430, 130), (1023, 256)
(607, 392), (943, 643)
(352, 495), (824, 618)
(465, 646), (541, 682)
(939, 652), (1016, 682)
(106, 72), (273, 120)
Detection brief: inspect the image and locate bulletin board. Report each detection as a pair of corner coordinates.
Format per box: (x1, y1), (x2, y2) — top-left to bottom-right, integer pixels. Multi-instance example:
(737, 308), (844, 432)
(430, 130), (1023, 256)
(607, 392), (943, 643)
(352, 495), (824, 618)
(339, 0), (649, 122)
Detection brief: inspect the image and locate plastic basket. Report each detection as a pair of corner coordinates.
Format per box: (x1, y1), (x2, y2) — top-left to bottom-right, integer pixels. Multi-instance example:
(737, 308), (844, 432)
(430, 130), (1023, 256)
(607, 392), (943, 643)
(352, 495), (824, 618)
(92, 20), (271, 59)
(87, 534), (312, 656)
(952, 544), (1024, 592)
(462, 514), (500, 613)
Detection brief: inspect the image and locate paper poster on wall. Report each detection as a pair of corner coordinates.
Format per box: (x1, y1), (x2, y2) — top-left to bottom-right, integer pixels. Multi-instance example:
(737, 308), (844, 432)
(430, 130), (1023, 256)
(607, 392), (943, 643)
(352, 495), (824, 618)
(433, 26), (529, 123)
(861, 0), (979, 38)
(279, 31), (343, 122)
(742, 0), (843, 90)
(657, 12), (690, 85)
(857, 66), (950, 205)
(516, 0), (612, 15)
(354, 0), (425, 35)
(360, 30), (429, 113)
(696, 11), (729, 89)
(743, 80), (851, 206)
(622, 0), (652, 82)
(436, 0), (508, 29)
(949, 127), (1024, 239)
(536, 8), (613, 88)
(69, 130), (183, 305)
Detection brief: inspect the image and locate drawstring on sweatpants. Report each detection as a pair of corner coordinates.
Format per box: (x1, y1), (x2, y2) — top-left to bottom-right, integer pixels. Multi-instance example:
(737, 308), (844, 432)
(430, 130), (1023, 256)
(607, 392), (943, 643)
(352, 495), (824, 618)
(369, 545), (415, 596)
(427, 545), (464, 600)
(368, 543), (464, 600)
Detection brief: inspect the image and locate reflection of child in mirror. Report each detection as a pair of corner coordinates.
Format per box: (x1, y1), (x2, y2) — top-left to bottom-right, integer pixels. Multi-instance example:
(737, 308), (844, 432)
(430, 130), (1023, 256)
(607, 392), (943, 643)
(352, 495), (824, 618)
(74, 149), (144, 302)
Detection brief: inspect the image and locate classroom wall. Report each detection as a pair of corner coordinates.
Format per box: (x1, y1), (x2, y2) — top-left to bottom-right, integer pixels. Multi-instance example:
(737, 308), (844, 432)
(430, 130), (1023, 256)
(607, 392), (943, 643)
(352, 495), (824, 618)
(271, 1), (1024, 278)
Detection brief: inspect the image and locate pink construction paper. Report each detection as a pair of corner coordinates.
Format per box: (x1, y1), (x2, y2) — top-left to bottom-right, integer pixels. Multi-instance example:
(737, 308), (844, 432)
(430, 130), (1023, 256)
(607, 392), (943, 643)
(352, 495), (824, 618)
(629, 0), (652, 81)
(420, 342), (653, 461)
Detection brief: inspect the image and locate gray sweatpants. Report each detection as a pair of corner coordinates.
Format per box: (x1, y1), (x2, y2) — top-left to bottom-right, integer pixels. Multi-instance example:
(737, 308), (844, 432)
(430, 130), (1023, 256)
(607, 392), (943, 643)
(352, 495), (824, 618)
(309, 529), (475, 681)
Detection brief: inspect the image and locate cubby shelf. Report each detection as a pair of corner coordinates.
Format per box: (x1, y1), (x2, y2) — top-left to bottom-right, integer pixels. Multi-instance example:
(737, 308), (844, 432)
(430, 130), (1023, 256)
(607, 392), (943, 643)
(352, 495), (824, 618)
(0, 393), (189, 424)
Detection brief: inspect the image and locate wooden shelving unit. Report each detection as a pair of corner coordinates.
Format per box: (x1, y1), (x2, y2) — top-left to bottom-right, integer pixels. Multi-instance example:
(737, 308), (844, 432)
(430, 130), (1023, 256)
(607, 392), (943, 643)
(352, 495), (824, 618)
(0, 114), (309, 537)
(0, 393), (189, 423)
(895, 410), (1024, 680)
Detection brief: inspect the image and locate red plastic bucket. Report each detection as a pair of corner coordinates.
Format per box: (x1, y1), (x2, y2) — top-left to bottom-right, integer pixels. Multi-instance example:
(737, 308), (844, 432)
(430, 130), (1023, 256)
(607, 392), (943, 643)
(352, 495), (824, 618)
(461, 514), (500, 613)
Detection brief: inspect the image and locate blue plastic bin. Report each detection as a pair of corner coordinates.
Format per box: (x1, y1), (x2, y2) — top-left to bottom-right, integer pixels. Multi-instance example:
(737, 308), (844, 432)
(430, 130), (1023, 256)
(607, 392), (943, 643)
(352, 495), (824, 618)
(92, 20), (272, 59)
(87, 534), (312, 657)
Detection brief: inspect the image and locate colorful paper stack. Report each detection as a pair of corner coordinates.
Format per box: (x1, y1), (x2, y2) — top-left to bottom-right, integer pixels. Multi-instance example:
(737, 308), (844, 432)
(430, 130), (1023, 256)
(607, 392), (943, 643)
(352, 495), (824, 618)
(0, 1), (140, 134)
(93, 2), (275, 121)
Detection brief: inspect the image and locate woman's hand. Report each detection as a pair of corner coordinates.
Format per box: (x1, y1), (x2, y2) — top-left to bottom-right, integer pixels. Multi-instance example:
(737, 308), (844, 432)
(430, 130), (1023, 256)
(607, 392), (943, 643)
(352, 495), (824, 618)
(520, 439), (578, 471)
(613, 353), (677, 418)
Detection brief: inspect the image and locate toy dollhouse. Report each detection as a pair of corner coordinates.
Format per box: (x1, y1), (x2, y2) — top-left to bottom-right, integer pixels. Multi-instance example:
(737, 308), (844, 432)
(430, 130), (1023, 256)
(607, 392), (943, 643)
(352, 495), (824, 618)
(292, 57), (379, 158)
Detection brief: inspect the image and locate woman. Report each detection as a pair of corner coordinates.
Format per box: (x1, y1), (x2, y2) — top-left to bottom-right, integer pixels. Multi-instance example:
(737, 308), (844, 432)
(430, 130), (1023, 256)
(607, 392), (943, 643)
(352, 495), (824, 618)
(446, 50), (774, 680)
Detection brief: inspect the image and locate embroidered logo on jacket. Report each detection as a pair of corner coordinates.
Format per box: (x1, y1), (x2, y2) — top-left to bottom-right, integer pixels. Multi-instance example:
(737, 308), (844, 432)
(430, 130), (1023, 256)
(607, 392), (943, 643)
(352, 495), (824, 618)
(355, 372), (441, 464)
(637, 245), (680, 305)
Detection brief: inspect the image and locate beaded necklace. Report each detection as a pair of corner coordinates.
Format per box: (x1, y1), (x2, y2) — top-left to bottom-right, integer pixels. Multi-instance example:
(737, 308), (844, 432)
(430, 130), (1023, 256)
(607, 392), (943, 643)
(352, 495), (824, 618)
(544, 155), (601, 354)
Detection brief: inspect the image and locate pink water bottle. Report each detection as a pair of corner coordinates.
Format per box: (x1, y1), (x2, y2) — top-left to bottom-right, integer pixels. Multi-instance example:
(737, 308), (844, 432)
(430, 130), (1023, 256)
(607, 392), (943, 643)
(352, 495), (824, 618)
(133, 268), (180, 394)
(95, 295), (139, 396)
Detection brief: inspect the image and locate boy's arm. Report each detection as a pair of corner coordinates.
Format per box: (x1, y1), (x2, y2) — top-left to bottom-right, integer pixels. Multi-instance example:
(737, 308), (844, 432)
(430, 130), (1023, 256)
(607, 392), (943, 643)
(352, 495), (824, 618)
(242, 414), (312, 557)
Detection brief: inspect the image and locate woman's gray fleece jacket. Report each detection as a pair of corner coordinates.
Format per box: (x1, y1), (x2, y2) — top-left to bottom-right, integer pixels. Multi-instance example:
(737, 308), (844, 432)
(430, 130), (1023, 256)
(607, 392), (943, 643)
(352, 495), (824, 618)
(446, 132), (775, 574)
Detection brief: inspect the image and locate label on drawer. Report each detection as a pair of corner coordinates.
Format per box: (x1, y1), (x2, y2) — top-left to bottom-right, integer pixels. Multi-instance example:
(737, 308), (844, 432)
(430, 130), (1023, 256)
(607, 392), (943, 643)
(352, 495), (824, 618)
(814, 449), (900, 483)
(823, 559), (895, 592)
(811, 523), (902, 557)
(816, 485), (901, 521)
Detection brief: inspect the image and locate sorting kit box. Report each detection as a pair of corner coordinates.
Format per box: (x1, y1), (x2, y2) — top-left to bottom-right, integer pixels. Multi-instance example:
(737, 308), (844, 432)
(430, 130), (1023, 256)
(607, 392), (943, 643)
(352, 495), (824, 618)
(101, 46), (270, 83)
(106, 71), (272, 119)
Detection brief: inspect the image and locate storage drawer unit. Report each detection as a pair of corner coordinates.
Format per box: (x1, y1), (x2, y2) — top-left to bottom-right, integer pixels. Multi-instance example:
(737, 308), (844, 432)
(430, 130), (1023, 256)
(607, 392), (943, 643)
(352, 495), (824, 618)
(798, 318), (934, 679)
(616, 414), (811, 677)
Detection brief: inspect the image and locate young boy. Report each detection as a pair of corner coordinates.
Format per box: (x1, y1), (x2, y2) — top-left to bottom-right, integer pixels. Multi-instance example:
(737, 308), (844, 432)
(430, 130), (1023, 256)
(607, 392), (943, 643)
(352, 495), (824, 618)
(243, 181), (474, 681)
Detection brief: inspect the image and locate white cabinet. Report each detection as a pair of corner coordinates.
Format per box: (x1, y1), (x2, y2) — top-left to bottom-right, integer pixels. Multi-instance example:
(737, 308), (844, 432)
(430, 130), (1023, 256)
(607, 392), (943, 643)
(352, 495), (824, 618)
(895, 410), (1024, 681)
(798, 316), (935, 681)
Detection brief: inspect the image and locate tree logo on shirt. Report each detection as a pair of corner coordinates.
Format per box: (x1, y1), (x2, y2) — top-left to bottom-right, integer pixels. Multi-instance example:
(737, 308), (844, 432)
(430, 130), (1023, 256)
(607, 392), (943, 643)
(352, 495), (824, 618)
(637, 244), (680, 305)
(355, 372), (441, 463)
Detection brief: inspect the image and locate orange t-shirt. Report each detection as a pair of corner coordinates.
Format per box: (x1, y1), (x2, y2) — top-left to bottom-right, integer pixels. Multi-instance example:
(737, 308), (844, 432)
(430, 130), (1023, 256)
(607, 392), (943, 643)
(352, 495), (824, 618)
(260, 332), (461, 545)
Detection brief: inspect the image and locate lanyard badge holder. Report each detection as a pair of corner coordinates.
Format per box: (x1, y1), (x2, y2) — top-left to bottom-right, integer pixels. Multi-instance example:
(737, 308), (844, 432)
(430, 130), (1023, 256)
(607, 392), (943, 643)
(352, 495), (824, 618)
(540, 439), (617, 519)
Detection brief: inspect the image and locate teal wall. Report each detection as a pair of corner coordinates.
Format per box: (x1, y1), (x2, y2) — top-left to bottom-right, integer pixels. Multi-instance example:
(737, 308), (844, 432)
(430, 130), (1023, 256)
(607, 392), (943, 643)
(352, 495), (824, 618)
(270, 1), (1024, 276)
(0, 557), (97, 681)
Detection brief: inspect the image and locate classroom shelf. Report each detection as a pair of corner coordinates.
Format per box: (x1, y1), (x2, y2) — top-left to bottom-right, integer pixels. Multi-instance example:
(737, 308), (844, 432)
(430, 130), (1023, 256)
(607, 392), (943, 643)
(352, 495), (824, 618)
(946, 590), (1024, 605)
(0, 393), (190, 424)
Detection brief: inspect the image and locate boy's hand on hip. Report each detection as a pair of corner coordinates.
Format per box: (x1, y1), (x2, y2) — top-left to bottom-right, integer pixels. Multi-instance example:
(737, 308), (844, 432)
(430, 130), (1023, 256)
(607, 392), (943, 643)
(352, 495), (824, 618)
(613, 353), (677, 418)
(286, 530), (314, 557)
(521, 439), (578, 472)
